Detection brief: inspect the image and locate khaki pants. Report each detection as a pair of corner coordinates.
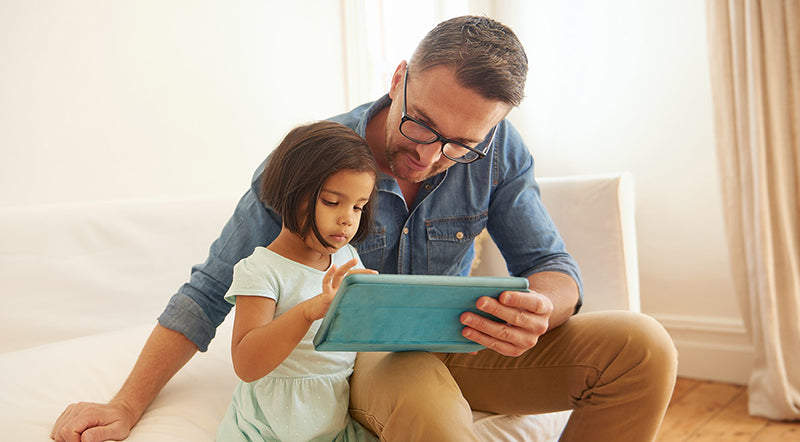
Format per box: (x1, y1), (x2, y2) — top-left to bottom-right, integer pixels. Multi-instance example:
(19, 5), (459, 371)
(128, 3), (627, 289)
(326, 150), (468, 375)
(349, 311), (678, 442)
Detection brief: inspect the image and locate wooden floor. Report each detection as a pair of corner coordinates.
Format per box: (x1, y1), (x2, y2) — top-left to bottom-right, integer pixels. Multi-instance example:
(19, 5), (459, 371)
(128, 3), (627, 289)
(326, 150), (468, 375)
(656, 378), (800, 441)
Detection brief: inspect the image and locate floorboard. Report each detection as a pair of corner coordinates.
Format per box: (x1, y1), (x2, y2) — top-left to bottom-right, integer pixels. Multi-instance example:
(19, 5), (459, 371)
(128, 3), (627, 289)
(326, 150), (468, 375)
(656, 378), (800, 441)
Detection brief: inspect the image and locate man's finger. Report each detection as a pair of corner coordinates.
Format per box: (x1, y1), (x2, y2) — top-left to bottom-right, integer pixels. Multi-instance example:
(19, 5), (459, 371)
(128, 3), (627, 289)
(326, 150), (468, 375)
(81, 421), (130, 442)
(474, 296), (541, 332)
(499, 290), (553, 315)
(460, 326), (529, 357)
(51, 403), (75, 438)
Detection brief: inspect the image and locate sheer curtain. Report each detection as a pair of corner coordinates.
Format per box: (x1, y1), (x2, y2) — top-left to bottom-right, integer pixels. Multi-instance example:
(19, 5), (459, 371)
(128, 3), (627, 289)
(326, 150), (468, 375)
(340, 0), (471, 109)
(706, 0), (800, 420)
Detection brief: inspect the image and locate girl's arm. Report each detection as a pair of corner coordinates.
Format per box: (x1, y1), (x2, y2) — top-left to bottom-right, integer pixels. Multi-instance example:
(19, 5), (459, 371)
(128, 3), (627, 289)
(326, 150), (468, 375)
(230, 258), (368, 382)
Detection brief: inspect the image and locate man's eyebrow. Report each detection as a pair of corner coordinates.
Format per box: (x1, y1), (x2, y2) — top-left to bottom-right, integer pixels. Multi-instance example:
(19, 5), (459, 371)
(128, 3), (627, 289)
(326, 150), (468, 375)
(413, 106), (484, 145)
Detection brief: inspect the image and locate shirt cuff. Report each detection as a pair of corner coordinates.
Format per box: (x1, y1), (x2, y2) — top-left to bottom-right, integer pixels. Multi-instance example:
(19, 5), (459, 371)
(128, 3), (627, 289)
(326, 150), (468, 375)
(520, 258), (584, 314)
(157, 293), (218, 352)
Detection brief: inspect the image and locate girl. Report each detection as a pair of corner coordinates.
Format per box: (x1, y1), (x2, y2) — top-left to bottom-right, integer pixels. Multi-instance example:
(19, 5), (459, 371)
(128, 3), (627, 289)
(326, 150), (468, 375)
(217, 121), (379, 441)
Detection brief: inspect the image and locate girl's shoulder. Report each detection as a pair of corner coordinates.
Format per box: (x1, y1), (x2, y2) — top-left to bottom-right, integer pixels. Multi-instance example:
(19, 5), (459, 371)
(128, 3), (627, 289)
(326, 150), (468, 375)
(342, 243), (359, 258)
(345, 244), (362, 260)
(233, 247), (304, 282)
(234, 246), (272, 268)
(227, 247), (284, 304)
(333, 244), (362, 266)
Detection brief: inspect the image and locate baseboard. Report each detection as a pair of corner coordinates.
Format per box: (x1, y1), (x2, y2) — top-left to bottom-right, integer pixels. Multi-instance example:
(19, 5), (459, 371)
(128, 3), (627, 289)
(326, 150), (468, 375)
(652, 314), (754, 385)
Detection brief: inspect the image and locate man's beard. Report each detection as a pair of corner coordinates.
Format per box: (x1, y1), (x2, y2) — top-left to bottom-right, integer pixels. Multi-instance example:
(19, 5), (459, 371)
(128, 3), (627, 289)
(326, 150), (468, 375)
(384, 143), (450, 184)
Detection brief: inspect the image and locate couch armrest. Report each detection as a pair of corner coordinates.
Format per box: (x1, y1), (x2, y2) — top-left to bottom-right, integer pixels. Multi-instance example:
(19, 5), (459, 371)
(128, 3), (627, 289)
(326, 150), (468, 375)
(471, 173), (640, 313)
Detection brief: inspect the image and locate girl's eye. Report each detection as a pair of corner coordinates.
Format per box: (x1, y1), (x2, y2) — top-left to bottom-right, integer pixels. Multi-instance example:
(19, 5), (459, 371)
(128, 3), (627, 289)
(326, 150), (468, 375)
(354, 206), (364, 212)
(322, 200), (337, 206)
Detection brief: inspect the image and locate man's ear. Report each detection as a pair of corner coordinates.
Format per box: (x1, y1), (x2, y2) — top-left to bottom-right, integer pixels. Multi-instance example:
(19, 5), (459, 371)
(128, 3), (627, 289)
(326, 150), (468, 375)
(388, 60), (408, 101)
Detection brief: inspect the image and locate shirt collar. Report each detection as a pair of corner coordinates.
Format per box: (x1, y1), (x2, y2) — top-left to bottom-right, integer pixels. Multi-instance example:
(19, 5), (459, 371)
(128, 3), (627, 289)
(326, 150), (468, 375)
(354, 94), (392, 138)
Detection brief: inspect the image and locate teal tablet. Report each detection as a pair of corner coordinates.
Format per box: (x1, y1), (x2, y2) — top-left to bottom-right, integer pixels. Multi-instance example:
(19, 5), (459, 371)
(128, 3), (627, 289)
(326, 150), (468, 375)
(313, 274), (529, 353)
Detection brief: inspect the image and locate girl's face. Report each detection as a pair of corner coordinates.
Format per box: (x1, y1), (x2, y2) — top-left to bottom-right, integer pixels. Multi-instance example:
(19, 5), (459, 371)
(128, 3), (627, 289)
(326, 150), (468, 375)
(304, 169), (375, 254)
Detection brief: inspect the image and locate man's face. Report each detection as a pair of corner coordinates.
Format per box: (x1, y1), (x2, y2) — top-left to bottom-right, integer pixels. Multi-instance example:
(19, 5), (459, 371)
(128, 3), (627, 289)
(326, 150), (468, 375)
(382, 63), (511, 184)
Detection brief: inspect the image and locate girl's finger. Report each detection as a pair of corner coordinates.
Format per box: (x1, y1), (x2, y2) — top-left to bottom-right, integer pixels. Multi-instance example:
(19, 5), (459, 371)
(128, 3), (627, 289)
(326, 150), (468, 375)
(331, 259), (358, 288)
(347, 268), (378, 276)
(322, 265), (338, 293)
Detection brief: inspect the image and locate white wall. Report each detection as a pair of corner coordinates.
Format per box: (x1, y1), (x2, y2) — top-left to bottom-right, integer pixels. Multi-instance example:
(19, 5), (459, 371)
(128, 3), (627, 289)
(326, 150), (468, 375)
(0, 0), (751, 383)
(0, 1), (348, 207)
(492, 0), (751, 383)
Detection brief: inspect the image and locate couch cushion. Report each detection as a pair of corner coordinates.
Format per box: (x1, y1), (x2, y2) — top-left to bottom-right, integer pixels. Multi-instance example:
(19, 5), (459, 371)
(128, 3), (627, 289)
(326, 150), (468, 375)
(0, 320), (569, 441)
(0, 322), (237, 441)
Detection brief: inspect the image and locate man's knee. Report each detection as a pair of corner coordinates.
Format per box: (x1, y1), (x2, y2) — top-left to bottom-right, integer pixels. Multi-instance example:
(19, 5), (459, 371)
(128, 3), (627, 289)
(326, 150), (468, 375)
(599, 311), (678, 391)
(349, 352), (477, 441)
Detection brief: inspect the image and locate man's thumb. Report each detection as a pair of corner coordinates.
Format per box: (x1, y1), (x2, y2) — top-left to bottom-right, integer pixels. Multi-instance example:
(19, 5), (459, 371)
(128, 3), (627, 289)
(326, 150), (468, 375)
(81, 423), (129, 442)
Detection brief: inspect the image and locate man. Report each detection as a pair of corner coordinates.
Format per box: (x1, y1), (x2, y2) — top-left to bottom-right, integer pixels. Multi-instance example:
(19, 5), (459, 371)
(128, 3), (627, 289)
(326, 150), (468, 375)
(52, 16), (677, 441)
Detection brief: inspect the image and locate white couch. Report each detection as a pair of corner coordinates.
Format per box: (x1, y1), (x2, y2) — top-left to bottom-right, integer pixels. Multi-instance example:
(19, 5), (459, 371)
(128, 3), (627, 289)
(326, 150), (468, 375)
(0, 173), (639, 441)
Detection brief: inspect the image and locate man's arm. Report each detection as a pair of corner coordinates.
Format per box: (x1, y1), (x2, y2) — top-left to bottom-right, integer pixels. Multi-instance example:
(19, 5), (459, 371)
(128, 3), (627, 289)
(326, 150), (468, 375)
(459, 120), (582, 356)
(51, 325), (197, 442)
(460, 271), (579, 357)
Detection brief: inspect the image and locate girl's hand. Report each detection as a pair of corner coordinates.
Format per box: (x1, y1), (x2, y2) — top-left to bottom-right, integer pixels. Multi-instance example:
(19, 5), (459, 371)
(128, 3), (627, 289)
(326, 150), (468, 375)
(304, 258), (377, 321)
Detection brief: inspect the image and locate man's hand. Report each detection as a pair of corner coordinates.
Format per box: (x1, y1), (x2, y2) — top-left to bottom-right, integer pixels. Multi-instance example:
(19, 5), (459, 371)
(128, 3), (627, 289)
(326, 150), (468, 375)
(51, 399), (136, 442)
(459, 289), (554, 357)
(51, 325), (198, 442)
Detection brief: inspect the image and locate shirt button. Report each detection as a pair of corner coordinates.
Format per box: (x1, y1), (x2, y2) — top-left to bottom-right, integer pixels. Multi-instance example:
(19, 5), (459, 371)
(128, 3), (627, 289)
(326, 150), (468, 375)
(424, 184), (432, 190)
(403, 227), (409, 234)
(456, 231), (464, 239)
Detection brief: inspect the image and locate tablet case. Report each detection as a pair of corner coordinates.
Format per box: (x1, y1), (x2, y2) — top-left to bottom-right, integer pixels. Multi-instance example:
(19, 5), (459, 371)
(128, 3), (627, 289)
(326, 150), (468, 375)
(313, 274), (529, 352)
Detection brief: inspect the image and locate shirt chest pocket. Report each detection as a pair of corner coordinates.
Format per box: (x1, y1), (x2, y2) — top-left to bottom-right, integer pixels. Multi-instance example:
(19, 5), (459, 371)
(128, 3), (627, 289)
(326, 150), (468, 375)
(425, 212), (488, 275)
(355, 227), (386, 273)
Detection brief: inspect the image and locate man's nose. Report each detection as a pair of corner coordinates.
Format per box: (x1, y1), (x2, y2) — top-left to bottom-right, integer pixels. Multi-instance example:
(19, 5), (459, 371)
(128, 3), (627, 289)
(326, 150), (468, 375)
(415, 142), (442, 165)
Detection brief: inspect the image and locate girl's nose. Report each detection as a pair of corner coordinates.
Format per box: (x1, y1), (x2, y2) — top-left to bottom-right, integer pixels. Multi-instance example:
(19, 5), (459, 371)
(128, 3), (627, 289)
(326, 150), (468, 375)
(339, 211), (354, 226)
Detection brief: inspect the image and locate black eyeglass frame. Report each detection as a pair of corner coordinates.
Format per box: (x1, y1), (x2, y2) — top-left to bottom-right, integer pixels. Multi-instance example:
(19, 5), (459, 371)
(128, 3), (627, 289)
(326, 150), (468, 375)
(399, 69), (497, 164)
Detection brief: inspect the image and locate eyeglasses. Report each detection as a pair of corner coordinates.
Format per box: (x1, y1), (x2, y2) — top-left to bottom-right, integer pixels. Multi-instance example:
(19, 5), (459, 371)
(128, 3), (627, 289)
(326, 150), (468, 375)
(399, 69), (497, 164)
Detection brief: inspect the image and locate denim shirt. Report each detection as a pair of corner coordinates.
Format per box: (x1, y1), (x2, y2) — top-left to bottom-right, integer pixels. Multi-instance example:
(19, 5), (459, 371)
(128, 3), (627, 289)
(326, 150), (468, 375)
(158, 95), (583, 351)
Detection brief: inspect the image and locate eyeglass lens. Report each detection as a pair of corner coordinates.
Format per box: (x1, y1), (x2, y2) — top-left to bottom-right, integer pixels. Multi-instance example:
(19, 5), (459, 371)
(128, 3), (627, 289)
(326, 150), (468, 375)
(400, 119), (481, 162)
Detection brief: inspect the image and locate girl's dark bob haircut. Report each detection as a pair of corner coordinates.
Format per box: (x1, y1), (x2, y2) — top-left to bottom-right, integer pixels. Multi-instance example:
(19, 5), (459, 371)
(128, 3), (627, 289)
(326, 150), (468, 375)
(260, 120), (378, 248)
